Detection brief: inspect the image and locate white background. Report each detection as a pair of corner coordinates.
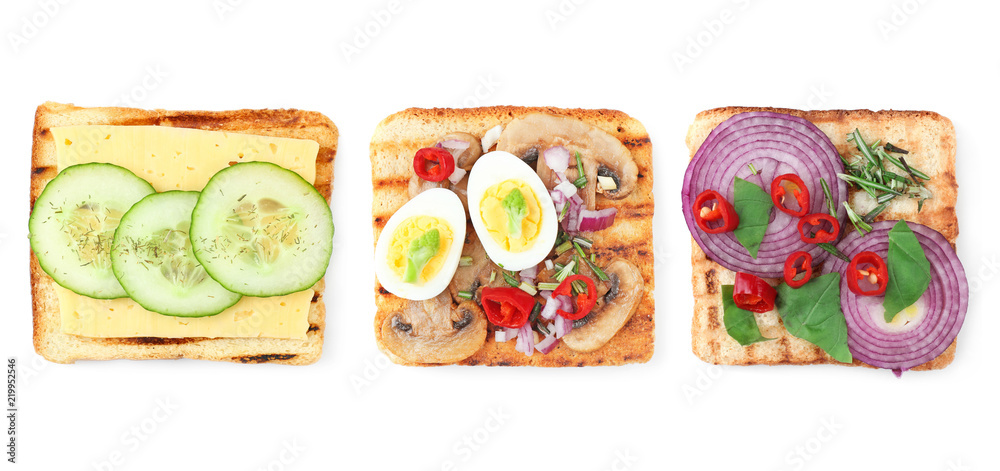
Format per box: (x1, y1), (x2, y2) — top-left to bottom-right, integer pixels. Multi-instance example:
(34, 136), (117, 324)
(1, 0), (996, 470)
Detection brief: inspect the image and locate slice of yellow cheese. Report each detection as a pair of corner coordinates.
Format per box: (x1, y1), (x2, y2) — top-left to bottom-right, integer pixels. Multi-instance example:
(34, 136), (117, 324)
(50, 125), (321, 339)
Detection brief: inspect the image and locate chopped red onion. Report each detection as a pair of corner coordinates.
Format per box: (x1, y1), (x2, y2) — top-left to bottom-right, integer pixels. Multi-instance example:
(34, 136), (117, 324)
(577, 208), (618, 232)
(539, 292), (560, 320)
(519, 265), (538, 281)
(544, 146), (571, 173)
(494, 330), (507, 342)
(515, 323), (535, 356)
(554, 314), (573, 338)
(481, 125), (503, 151)
(448, 167), (467, 185)
(535, 334), (559, 354)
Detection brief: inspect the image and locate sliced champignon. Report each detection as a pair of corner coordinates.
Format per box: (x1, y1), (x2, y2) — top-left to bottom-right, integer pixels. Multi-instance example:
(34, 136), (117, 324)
(496, 113), (638, 210)
(380, 291), (487, 364)
(448, 227), (507, 303)
(408, 172), (449, 198)
(561, 258), (644, 352)
(440, 132), (484, 171)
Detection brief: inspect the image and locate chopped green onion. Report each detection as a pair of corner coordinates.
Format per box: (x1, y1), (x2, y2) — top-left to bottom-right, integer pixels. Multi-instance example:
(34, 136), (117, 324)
(490, 271), (496, 283)
(502, 270), (519, 287)
(816, 242), (851, 263)
(544, 259), (554, 271)
(584, 257), (610, 281)
(843, 202), (872, 235)
(537, 282), (560, 291)
(457, 290), (473, 300)
(559, 203), (569, 222)
(554, 262), (565, 271)
(820, 178), (837, 218)
(573, 241), (587, 259)
(555, 261), (576, 282)
(459, 256), (473, 267)
(572, 237), (593, 248)
(748, 163), (758, 175)
(590, 253), (596, 263)
(574, 151), (587, 188)
(555, 240), (574, 255)
(572, 279), (588, 294)
(518, 281), (537, 296)
(572, 255), (580, 274)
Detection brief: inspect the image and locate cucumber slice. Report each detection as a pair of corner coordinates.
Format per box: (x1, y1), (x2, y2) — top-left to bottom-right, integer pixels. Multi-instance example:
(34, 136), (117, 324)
(29, 163), (155, 299)
(112, 191), (243, 317)
(190, 162), (333, 297)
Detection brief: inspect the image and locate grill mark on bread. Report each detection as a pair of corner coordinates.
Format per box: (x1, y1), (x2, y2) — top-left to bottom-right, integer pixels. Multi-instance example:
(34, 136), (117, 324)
(374, 177), (409, 189)
(705, 268), (718, 294)
(707, 306), (720, 330)
(236, 353), (297, 363)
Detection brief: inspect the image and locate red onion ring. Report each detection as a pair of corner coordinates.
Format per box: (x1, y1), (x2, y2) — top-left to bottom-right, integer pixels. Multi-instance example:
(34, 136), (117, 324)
(823, 221), (968, 374)
(682, 111), (848, 277)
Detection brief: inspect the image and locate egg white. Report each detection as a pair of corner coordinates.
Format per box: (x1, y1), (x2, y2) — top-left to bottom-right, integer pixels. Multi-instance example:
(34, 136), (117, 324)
(467, 151), (558, 271)
(374, 188), (466, 301)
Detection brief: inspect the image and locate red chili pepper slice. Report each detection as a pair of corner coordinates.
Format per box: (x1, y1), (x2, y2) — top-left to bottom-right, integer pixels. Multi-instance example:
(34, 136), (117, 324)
(692, 190), (739, 234)
(783, 251), (813, 288)
(770, 174), (810, 217)
(733, 272), (777, 313)
(480, 287), (535, 328)
(552, 275), (598, 321)
(847, 251), (888, 296)
(797, 213), (840, 244)
(413, 147), (455, 182)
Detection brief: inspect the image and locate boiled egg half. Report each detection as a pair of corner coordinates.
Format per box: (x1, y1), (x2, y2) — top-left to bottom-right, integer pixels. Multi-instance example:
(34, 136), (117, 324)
(375, 188), (466, 300)
(467, 151), (557, 271)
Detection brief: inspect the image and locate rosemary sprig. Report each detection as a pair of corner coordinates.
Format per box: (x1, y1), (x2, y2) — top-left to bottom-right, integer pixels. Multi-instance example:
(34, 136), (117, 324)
(838, 173), (903, 196)
(816, 242), (851, 263)
(842, 202), (872, 235)
(820, 178), (837, 218)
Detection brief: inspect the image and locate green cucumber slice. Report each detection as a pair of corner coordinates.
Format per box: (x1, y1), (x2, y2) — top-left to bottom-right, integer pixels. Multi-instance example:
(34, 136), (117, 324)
(190, 162), (333, 297)
(112, 191), (243, 317)
(29, 163), (155, 299)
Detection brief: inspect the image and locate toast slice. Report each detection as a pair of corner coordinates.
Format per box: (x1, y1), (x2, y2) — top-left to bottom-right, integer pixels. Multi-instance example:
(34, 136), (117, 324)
(687, 107), (959, 369)
(30, 102), (338, 365)
(371, 107), (655, 366)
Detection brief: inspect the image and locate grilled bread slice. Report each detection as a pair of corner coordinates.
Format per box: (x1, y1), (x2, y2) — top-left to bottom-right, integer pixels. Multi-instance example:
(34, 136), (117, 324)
(371, 107), (655, 366)
(31, 102), (337, 365)
(687, 107), (958, 369)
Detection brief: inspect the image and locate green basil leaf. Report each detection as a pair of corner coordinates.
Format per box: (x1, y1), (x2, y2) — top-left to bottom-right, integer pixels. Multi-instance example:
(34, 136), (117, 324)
(721, 285), (773, 346)
(883, 220), (931, 322)
(775, 273), (853, 363)
(733, 177), (773, 258)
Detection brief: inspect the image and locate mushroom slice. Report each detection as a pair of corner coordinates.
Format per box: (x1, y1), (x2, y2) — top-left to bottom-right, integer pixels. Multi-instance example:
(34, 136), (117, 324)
(408, 173), (449, 199)
(449, 227), (506, 303)
(440, 132), (484, 171)
(561, 258), (644, 352)
(496, 113), (638, 210)
(381, 291), (487, 364)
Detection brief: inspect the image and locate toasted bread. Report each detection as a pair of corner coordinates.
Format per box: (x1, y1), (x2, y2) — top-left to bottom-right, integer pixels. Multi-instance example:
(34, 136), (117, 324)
(371, 107), (654, 366)
(30, 102), (338, 365)
(687, 107), (958, 369)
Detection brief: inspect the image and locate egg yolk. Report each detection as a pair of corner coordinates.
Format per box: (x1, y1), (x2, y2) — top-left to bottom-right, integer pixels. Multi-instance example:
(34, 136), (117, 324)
(479, 179), (541, 252)
(387, 216), (453, 283)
